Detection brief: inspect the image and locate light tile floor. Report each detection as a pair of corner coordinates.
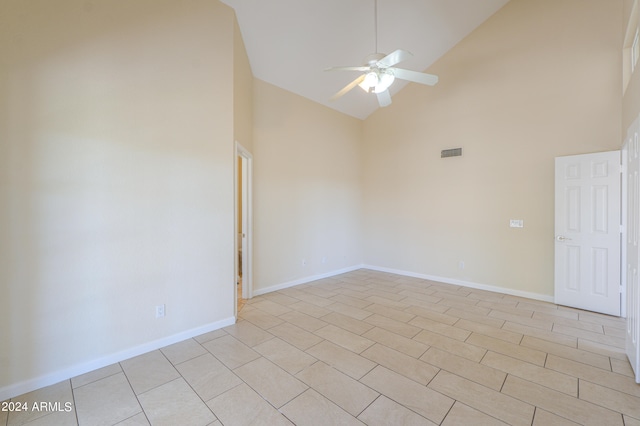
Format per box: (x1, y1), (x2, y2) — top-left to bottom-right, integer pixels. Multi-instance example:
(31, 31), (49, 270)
(4, 269), (640, 425)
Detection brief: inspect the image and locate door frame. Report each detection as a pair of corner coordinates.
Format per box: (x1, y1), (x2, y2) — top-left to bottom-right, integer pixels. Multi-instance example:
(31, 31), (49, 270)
(234, 141), (253, 317)
(623, 141), (629, 318)
(624, 116), (640, 382)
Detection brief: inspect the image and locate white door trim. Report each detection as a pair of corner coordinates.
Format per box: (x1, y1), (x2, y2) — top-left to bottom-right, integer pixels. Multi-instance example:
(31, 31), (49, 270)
(624, 116), (640, 383)
(622, 142), (628, 319)
(235, 142), (253, 318)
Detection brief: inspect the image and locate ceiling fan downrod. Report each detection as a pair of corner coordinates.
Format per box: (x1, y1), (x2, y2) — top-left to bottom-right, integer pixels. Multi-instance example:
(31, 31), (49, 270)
(373, 0), (378, 54)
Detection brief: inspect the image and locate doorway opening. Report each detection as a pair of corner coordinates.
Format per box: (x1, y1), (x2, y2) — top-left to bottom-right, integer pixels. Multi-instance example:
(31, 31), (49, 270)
(235, 142), (253, 317)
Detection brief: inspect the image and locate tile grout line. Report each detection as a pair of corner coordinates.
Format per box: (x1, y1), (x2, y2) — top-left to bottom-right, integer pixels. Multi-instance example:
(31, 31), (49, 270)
(117, 360), (152, 426)
(69, 379), (80, 426)
(159, 343), (222, 424)
(47, 271), (636, 425)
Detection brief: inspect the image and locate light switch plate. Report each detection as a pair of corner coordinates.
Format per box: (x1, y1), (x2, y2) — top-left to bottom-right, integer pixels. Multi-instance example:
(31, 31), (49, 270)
(510, 219), (524, 228)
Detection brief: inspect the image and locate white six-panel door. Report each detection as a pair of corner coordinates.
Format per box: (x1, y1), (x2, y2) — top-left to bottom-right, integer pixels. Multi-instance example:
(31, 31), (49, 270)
(625, 118), (640, 384)
(554, 151), (621, 317)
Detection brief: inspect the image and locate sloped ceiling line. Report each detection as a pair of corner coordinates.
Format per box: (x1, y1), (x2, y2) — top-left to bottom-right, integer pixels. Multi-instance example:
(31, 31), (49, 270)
(221, 0), (510, 119)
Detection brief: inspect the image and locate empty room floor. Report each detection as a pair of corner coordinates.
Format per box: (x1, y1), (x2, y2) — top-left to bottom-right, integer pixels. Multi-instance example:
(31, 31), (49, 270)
(3, 269), (639, 425)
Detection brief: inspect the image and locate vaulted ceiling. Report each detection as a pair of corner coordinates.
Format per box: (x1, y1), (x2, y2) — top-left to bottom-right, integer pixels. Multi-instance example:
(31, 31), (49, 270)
(220, 0), (510, 119)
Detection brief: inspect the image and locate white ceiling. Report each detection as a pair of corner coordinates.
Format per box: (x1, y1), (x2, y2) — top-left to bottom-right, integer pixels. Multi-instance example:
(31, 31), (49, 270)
(220, 0), (510, 120)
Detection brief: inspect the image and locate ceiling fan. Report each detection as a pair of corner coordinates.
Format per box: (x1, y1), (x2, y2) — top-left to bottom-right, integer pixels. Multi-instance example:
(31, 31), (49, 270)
(325, 0), (439, 107)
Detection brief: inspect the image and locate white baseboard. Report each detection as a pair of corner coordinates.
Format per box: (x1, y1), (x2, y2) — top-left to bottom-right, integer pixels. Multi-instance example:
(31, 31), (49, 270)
(252, 263), (553, 304)
(0, 316), (236, 401)
(362, 264), (554, 303)
(252, 264), (365, 296)
(1, 266), (554, 401)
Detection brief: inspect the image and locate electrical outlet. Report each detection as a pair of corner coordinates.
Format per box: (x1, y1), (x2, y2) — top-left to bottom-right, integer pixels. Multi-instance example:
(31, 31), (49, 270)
(302, 258), (307, 266)
(321, 256), (327, 264)
(509, 219), (524, 228)
(156, 304), (165, 318)
(459, 261), (465, 270)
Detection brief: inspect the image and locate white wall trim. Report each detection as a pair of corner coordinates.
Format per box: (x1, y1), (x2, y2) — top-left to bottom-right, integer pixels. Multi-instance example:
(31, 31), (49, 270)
(253, 264), (555, 304)
(0, 316), (236, 401)
(252, 265), (365, 296)
(235, 141), (254, 302)
(362, 264), (555, 303)
(1, 265), (555, 401)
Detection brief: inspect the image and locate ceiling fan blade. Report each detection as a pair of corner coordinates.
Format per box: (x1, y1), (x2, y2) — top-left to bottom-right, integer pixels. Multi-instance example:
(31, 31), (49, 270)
(331, 74), (366, 101)
(376, 49), (412, 68)
(390, 68), (439, 86)
(376, 89), (392, 107)
(325, 66), (371, 72)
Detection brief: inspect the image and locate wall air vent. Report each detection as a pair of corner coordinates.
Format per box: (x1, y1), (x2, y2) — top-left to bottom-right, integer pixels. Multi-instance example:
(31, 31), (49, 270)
(441, 148), (462, 158)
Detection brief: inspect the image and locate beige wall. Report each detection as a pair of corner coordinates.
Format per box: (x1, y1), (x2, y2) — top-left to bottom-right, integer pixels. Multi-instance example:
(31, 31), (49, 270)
(234, 16), (253, 152)
(234, 14), (252, 260)
(252, 79), (363, 293)
(362, 0), (624, 298)
(0, 0), (631, 399)
(624, 1), (640, 129)
(0, 0), (236, 396)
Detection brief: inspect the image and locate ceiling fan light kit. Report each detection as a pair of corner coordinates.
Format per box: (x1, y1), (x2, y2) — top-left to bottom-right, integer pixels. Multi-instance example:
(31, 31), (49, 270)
(358, 70), (395, 93)
(325, 0), (438, 107)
